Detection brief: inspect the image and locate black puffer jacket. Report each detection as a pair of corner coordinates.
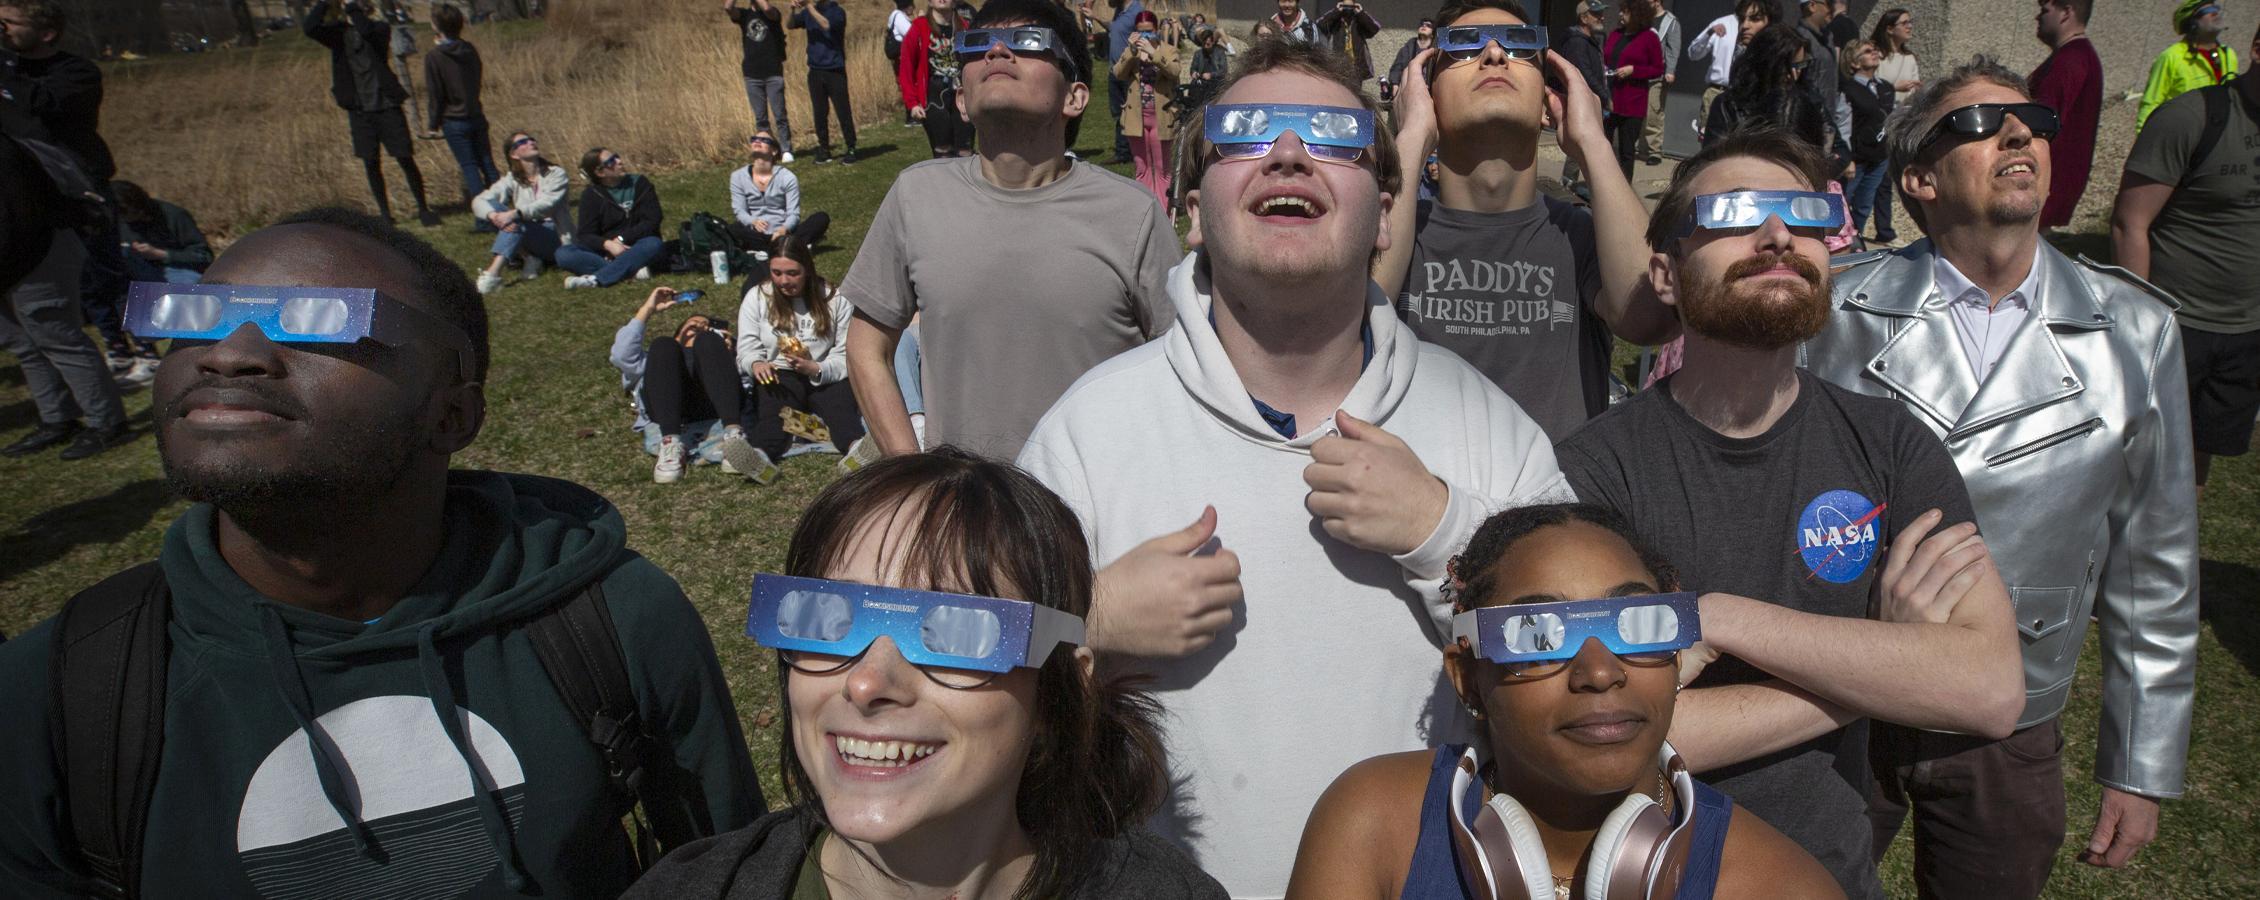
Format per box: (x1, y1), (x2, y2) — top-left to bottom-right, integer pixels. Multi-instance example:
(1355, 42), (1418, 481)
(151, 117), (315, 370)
(575, 174), (664, 252)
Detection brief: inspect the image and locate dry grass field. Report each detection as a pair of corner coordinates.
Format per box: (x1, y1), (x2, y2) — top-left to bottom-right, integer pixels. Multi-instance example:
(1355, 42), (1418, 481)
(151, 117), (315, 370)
(99, 0), (909, 235)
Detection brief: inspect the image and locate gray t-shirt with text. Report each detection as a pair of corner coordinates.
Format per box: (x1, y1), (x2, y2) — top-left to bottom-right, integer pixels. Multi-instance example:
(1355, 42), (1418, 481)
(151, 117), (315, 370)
(2123, 80), (2260, 334)
(1395, 198), (1608, 443)
(842, 156), (1180, 460)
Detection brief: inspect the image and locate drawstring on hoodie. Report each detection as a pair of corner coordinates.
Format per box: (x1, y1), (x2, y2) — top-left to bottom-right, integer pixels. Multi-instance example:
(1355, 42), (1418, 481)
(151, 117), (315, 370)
(418, 623), (532, 892)
(257, 606), (380, 862)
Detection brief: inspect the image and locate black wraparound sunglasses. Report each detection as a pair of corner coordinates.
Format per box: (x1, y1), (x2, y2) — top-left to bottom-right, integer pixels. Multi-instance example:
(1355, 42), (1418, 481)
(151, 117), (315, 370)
(1917, 102), (2060, 154)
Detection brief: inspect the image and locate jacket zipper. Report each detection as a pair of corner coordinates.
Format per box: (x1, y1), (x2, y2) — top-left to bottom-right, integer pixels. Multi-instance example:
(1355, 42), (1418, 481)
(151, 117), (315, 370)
(1984, 417), (2105, 468)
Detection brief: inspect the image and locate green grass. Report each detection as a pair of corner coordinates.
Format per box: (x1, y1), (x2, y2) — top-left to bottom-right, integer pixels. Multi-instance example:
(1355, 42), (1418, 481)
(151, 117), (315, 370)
(4, 108), (2257, 898)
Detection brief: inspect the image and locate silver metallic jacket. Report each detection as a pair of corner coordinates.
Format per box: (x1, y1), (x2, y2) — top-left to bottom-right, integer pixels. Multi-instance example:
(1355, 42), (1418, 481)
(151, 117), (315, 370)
(1800, 241), (2198, 798)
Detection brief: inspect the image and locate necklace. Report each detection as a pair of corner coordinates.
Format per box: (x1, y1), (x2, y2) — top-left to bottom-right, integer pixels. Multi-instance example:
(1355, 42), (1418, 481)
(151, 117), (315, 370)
(1552, 875), (1572, 900)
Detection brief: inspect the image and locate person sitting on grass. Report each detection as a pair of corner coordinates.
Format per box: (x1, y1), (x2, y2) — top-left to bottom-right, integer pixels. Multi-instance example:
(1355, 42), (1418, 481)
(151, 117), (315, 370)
(560, 147), (666, 289)
(727, 131), (830, 261)
(111, 179), (212, 285)
(618, 448), (1227, 900)
(734, 235), (868, 480)
(1285, 503), (1844, 900)
(609, 286), (762, 484)
(472, 132), (574, 295)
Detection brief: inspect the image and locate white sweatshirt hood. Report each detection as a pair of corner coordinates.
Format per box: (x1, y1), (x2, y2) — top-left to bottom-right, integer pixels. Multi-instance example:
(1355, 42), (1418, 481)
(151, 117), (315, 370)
(1161, 249), (1419, 450)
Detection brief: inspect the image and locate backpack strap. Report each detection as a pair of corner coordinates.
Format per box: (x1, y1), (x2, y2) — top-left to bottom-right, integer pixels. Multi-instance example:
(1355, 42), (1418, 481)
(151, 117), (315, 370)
(48, 562), (172, 900)
(525, 580), (688, 868)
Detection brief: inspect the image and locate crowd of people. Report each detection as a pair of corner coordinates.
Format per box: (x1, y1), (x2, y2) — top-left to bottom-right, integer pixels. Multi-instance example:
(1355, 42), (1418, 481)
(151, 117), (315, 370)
(1, 1), (2255, 900)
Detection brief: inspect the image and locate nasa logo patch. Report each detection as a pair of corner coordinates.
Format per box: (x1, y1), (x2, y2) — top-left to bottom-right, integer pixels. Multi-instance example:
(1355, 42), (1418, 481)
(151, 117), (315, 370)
(1797, 490), (1886, 583)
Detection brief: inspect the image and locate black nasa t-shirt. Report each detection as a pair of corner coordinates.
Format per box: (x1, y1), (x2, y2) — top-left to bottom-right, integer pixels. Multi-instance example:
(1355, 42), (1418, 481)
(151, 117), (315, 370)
(1555, 369), (1977, 900)
(1395, 197), (1609, 444)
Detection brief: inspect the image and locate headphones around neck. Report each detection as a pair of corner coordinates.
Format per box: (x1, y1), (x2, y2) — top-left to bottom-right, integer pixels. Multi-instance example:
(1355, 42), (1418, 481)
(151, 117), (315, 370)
(1447, 743), (1700, 900)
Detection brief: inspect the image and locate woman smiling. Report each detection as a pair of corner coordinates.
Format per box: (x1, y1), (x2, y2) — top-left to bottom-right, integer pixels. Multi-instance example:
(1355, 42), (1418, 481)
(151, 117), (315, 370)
(1284, 504), (1841, 900)
(624, 450), (1226, 900)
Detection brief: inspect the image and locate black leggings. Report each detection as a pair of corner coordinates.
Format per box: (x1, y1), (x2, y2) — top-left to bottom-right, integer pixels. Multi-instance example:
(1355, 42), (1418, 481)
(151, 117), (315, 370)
(808, 68), (856, 152)
(642, 330), (745, 435)
(923, 87), (976, 156)
(1607, 113), (1642, 181)
(725, 211), (832, 256)
(750, 370), (865, 458)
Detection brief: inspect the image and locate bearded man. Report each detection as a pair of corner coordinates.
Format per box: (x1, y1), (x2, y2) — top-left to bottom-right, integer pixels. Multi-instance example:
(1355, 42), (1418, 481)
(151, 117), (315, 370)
(1554, 128), (2023, 900)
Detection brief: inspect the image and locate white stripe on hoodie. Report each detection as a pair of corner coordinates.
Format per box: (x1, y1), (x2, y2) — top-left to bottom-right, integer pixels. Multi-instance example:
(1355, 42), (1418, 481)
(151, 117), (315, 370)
(1018, 251), (1573, 899)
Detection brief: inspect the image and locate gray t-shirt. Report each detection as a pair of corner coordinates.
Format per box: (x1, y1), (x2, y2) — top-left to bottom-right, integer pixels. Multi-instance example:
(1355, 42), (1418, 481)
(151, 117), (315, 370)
(842, 156), (1181, 460)
(2123, 79), (2260, 334)
(1395, 198), (1608, 443)
(1556, 370), (1979, 900)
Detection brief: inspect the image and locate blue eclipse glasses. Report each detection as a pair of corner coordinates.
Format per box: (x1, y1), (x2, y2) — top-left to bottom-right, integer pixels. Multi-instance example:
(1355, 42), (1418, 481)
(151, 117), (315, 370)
(1668, 190), (1848, 243)
(1452, 592), (1700, 678)
(952, 26), (1077, 66)
(1436, 23), (1547, 62)
(746, 574), (1086, 689)
(124, 282), (477, 381)
(1205, 104), (1376, 164)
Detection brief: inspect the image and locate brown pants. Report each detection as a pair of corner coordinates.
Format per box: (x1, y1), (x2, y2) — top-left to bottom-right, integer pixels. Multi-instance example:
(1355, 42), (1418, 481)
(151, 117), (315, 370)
(1641, 80), (1667, 155)
(1868, 719), (2067, 900)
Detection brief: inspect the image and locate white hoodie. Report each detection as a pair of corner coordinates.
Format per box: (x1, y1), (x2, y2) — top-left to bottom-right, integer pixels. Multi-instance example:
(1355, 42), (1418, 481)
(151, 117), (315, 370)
(1018, 252), (1573, 898)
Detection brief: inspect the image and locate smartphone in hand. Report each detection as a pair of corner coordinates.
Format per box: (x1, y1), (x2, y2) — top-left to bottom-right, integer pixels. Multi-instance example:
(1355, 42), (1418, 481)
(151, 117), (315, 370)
(676, 290), (704, 304)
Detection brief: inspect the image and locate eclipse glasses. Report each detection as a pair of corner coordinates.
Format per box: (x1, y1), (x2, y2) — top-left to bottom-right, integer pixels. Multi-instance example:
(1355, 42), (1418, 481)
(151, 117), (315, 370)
(1668, 190), (1848, 243)
(1205, 103), (1376, 165)
(1436, 23), (1547, 62)
(746, 574), (1086, 689)
(1451, 592), (1700, 678)
(124, 282), (477, 380)
(952, 26), (1078, 66)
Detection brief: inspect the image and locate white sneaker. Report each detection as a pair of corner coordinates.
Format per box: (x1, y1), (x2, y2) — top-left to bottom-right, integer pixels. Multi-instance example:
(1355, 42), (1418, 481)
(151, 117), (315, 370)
(654, 435), (686, 483)
(114, 357), (159, 393)
(781, 151), (795, 164)
(634, 266), (652, 281)
(836, 436), (884, 474)
(476, 271), (503, 295)
(563, 275), (598, 289)
(719, 432), (779, 484)
(522, 254), (544, 279)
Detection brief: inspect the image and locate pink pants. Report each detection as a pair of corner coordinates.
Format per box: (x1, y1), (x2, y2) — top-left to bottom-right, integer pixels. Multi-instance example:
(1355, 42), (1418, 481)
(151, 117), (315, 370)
(1132, 104), (1171, 206)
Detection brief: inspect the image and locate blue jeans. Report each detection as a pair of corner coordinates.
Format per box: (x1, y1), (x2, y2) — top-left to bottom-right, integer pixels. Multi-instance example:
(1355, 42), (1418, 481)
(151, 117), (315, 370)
(441, 118), (500, 197)
(1849, 159), (1890, 235)
(894, 323), (923, 416)
(489, 220), (563, 264)
(554, 236), (666, 286)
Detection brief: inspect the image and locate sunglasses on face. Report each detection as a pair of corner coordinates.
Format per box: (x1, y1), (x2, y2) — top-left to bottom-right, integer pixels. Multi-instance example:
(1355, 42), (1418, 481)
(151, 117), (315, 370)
(1916, 102), (2060, 154)
(1435, 23), (1546, 62)
(1205, 103), (1375, 165)
(598, 155), (624, 170)
(748, 574), (1086, 690)
(1669, 190), (1848, 242)
(126, 282), (478, 382)
(952, 26), (1078, 66)
(749, 136), (779, 149)
(509, 136), (537, 150)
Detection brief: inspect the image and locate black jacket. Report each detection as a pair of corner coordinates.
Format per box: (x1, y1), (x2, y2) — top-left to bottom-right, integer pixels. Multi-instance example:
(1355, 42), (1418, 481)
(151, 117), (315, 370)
(576, 174), (664, 251)
(1554, 28), (1609, 100)
(1840, 74), (1893, 164)
(0, 51), (115, 181)
(305, 5), (408, 112)
(120, 199), (214, 271)
(618, 808), (1229, 900)
(422, 39), (484, 130)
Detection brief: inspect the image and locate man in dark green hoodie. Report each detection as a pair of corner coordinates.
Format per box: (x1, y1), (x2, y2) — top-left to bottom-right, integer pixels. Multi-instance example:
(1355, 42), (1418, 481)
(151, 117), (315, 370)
(0, 207), (763, 900)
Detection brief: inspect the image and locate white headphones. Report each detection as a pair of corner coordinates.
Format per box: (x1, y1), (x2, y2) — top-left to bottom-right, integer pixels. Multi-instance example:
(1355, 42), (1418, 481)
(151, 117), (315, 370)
(1445, 743), (1701, 900)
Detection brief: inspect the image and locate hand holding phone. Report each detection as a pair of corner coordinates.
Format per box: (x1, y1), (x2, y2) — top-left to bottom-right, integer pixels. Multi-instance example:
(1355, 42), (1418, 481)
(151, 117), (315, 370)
(676, 290), (704, 304)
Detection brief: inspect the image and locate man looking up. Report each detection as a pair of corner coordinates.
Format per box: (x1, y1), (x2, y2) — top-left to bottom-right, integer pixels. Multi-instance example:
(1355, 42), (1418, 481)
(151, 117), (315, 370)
(843, 0), (1178, 462)
(306, 0), (439, 226)
(724, 0), (794, 163)
(2117, 25), (2260, 499)
(1019, 41), (1574, 896)
(1795, 0), (1848, 148)
(1809, 57), (2200, 898)
(0, 208), (761, 900)
(788, 0), (856, 163)
(1556, 129), (2024, 900)
(2141, 1), (2237, 126)
(1380, 0), (1679, 443)
(2031, 0), (2099, 230)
